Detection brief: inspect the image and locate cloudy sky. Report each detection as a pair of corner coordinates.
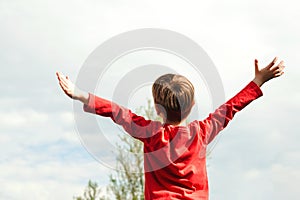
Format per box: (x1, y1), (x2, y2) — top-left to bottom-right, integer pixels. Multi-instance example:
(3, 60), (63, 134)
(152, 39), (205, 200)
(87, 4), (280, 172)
(1, 0), (299, 199)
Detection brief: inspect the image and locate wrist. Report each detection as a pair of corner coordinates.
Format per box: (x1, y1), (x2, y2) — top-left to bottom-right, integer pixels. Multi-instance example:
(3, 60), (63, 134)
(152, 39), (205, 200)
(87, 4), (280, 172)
(252, 77), (264, 87)
(75, 88), (89, 104)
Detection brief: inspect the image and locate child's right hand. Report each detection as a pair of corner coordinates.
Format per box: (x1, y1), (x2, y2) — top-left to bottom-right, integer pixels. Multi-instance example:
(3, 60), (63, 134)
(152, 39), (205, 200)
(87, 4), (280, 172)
(56, 72), (89, 104)
(252, 57), (285, 87)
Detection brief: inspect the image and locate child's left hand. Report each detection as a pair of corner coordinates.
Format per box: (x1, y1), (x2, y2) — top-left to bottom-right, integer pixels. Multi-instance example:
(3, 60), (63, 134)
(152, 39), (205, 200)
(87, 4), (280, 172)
(253, 57), (285, 87)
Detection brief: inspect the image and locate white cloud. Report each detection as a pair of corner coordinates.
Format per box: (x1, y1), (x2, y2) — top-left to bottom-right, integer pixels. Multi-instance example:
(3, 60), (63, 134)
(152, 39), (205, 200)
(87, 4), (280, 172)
(0, 159), (111, 200)
(0, 109), (48, 128)
(244, 168), (261, 180)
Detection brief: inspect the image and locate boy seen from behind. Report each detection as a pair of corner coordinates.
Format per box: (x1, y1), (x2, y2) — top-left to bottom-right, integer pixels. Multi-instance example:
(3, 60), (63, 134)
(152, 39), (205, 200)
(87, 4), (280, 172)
(57, 57), (285, 200)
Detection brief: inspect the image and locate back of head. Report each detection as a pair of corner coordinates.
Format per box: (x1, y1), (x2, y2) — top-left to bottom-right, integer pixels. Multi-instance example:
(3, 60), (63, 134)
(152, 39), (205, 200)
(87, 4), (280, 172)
(152, 74), (194, 124)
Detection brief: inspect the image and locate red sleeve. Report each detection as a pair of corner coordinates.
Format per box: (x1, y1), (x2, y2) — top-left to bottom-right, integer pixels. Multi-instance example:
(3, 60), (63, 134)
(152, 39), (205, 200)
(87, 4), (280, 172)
(83, 94), (160, 141)
(199, 81), (263, 144)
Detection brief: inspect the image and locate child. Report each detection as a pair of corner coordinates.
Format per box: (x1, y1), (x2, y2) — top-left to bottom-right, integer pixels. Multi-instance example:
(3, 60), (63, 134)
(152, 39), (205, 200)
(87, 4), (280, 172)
(56, 57), (285, 200)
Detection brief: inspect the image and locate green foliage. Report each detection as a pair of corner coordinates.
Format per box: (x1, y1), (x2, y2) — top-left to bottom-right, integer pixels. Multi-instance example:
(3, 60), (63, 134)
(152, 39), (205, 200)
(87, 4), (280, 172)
(73, 180), (108, 200)
(108, 135), (144, 200)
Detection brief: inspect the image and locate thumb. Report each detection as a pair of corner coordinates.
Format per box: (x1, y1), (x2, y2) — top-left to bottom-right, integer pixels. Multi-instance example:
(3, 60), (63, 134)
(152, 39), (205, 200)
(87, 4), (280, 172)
(254, 59), (259, 73)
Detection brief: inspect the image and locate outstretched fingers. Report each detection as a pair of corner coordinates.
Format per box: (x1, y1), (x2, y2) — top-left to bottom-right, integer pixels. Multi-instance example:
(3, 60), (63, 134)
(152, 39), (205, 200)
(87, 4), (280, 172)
(274, 61), (285, 77)
(271, 60), (285, 74)
(253, 57), (286, 86)
(56, 71), (75, 98)
(59, 79), (68, 90)
(58, 77), (69, 92)
(57, 72), (71, 87)
(57, 72), (67, 83)
(266, 57), (278, 69)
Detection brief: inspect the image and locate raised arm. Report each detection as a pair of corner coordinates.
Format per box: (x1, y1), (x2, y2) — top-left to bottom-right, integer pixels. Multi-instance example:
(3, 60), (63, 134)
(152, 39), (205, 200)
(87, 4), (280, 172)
(56, 72), (160, 140)
(200, 57), (285, 144)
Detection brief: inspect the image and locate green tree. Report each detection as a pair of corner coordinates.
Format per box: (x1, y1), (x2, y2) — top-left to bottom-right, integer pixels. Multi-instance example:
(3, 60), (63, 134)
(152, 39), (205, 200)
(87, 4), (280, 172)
(74, 180), (108, 200)
(108, 134), (144, 200)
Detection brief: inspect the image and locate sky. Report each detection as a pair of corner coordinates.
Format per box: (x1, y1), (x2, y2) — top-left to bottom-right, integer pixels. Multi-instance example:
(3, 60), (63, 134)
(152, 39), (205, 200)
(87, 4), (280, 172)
(1, 0), (300, 199)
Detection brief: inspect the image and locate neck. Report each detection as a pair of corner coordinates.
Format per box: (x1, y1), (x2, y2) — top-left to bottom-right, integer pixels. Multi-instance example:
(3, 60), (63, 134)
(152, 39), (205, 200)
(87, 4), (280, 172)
(164, 120), (186, 126)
